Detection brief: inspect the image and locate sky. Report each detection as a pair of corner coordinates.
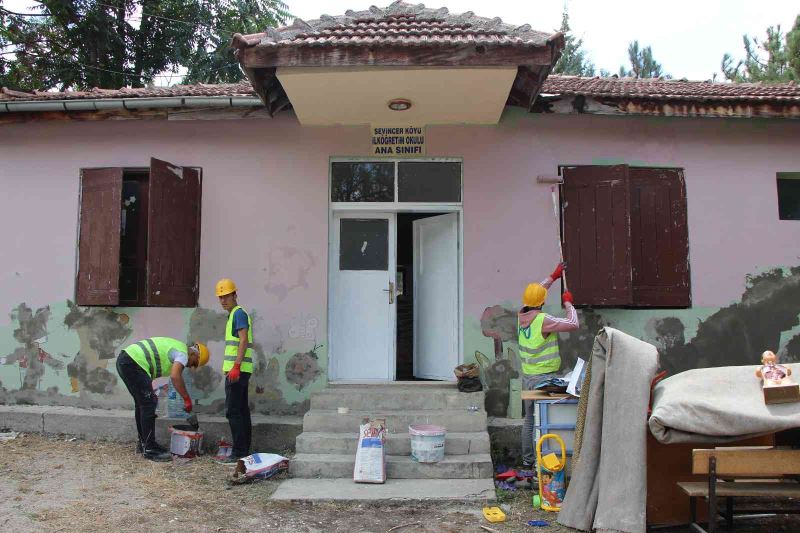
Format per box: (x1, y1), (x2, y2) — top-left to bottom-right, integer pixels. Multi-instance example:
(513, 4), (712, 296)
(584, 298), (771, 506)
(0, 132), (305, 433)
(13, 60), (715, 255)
(4, 0), (799, 82)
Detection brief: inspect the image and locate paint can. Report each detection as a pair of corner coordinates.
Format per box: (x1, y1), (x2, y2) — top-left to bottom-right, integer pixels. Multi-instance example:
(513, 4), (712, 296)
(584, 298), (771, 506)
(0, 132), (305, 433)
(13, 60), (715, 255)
(169, 424), (203, 458)
(409, 424), (446, 463)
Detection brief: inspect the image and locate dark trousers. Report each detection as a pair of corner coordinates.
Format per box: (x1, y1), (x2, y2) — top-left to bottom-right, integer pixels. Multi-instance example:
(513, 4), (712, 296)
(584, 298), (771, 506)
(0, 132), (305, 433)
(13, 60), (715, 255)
(116, 351), (158, 449)
(225, 372), (252, 458)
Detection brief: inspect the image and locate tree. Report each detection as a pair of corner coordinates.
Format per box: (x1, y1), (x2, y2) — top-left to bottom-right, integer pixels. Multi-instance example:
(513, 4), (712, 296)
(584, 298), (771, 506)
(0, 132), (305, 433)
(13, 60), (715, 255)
(619, 40), (669, 79)
(552, 7), (595, 77)
(722, 16), (800, 82)
(0, 0), (289, 91)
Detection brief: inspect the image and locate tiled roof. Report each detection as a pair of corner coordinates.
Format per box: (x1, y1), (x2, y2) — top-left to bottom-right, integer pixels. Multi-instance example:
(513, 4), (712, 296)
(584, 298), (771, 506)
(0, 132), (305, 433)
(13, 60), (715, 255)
(0, 82), (256, 102)
(231, 1), (553, 50)
(541, 76), (800, 102)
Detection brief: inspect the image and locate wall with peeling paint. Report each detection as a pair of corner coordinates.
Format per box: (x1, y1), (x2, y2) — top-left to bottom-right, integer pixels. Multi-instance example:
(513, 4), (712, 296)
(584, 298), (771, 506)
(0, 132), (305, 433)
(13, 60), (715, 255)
(1, 108), (799, 417)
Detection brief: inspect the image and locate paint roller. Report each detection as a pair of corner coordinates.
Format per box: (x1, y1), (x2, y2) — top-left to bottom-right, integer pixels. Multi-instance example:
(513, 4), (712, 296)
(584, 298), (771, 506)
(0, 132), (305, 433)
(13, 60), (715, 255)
(537, 175), (568, 292)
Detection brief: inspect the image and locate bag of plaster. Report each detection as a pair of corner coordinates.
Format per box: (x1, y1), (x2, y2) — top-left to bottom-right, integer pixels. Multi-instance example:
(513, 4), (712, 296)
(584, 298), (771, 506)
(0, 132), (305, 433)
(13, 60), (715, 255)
(353, 418), (387, 484)
(231, 453), (289, 484)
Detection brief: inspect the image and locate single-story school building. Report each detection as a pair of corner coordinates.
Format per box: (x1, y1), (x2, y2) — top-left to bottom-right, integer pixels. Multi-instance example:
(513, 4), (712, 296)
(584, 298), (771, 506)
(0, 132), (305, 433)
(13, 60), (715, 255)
(2, 2), (800, 423)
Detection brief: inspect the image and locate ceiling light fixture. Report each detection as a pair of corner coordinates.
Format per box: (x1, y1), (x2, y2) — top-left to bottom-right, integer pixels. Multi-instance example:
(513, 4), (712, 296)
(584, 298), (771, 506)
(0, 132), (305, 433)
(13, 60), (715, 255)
(388, 98), (412, 111)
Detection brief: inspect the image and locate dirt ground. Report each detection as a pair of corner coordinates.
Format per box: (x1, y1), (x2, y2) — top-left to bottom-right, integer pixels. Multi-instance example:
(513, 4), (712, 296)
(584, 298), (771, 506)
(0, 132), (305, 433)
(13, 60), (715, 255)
(1, 433), (798, 533)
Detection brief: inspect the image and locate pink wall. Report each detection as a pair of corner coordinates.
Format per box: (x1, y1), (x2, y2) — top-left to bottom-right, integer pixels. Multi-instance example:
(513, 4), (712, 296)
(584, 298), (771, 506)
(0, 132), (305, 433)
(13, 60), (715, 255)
(1, 109), (799, 405)
(427, 112), (800, 314)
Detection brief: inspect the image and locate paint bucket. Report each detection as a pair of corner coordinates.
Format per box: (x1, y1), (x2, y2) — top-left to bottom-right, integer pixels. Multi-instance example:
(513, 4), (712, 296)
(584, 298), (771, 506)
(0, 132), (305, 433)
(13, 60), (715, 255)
(409, 424), (446, 463)
(169, 425), (203, 458)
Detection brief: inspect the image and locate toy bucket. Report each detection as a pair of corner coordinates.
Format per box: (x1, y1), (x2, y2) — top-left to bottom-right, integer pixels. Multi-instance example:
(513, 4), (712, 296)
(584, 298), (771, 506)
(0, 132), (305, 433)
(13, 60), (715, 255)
(409, 424), (446, 463)
(536, 433), (567, 512)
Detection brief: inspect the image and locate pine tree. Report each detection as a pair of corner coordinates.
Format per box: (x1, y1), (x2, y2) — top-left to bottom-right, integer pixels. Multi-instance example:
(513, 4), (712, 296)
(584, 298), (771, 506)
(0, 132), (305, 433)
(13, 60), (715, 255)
(552, 7), (595, 77)
(722, 16), (800, 82)
(618, 40), (669, 79)
(0, 0), (289, 91)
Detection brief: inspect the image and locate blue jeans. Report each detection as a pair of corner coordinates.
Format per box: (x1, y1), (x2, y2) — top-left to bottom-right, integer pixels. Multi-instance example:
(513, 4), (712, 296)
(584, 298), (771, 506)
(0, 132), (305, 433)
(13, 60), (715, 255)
(521, 372), (558, 465)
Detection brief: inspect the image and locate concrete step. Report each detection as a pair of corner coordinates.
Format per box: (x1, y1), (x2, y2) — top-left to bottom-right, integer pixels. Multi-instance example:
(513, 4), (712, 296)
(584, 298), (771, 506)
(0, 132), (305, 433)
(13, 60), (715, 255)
(295, 431), (490, 456)
(290, 452), (493, 479)
(271, 478), (496, 501)
(311, 387), (485, 411)
(302, 409), (487, 434)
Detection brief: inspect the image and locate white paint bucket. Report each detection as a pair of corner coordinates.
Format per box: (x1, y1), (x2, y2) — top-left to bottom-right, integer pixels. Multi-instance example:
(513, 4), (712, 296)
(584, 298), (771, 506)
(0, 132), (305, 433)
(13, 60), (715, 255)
(409, 424), (446, 463)
(169, 425), (203, 458)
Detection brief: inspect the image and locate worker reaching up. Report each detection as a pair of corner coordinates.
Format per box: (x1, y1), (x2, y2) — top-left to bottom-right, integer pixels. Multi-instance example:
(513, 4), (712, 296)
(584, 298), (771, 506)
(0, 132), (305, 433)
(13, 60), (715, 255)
(116, 338), (209, 461)
(519, 262), (579, 468)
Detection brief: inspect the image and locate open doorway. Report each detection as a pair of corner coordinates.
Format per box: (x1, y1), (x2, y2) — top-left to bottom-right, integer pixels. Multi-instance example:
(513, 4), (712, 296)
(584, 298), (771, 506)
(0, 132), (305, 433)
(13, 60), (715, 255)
(396, 212), (459, 381)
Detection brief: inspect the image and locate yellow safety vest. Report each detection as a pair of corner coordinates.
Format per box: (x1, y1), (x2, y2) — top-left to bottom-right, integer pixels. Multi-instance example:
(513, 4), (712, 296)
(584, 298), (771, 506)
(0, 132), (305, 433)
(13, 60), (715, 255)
(123, 337), (186, 379)
(518, 313), (561, 376)
(224, 305), (253, 373)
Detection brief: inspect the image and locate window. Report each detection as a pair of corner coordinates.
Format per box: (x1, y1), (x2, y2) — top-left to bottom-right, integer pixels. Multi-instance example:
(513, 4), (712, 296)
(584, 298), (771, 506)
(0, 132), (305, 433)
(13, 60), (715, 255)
(561, 165), (690, 308)
(77, 158), (202, 307)
(331, 160), (462, 203)
(777, 172), (800, 220)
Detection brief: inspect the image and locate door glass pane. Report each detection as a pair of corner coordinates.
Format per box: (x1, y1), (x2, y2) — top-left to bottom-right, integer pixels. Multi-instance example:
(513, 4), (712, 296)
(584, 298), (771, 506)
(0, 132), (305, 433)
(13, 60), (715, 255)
(398, 162), (461, 202)
(340, 219), (389, 270)
(331, 162), (394, 202)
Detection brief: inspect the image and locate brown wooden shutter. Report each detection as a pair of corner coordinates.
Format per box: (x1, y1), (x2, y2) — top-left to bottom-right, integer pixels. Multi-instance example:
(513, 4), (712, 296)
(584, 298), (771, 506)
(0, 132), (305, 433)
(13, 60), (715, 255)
(146, 158), (201, 307)
(630, 168), (690, 307)
(76, 168), (123, 306)
(562, 165), (633, 306)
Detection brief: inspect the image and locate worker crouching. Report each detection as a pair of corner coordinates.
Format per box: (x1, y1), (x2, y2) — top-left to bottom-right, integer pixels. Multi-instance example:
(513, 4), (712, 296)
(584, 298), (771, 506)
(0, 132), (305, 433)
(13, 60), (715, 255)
(519, 262), (579, 468)
(116, 338), (209, 461)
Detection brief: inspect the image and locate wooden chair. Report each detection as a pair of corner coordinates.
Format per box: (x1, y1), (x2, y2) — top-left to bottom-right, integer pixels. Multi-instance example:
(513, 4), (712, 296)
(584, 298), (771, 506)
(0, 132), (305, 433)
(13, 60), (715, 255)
(677, 447), (800, 532)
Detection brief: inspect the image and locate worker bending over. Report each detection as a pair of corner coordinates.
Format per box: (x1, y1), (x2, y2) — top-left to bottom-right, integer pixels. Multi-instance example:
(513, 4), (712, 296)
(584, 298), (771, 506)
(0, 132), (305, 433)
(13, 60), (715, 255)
(519, 262), (579, 467)
(116, 337), (209, 461)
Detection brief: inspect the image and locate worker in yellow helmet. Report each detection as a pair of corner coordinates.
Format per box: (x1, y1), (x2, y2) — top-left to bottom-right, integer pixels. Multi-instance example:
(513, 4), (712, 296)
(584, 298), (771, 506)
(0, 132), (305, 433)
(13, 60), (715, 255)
(215, 278), (254, 463)
(518, 262), (579, 468)
(116, 338), (209, 461)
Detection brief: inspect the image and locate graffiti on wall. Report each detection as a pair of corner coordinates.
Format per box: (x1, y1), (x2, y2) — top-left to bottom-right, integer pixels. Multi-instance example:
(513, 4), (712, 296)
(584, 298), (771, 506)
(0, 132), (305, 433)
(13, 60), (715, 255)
(264, 246), (317, 302)
(285, 343), (323, 391)
(479, 306), (519, 417)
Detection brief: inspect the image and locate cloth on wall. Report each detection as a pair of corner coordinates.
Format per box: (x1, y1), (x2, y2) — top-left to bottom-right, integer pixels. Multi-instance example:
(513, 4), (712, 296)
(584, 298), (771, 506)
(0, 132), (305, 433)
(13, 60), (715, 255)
(557, 327), (658, 533)
(649, 363), (800, 444)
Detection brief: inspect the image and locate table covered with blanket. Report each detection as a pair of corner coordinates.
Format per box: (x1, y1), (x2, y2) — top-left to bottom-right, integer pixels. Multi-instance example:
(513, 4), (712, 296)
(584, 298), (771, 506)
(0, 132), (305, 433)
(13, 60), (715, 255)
(648, 363), (800, 444)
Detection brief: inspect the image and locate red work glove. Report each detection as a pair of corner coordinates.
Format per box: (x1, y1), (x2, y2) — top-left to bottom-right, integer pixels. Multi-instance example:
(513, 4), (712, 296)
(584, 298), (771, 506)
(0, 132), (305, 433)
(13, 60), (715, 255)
(550, 262), (566, 280)
(183, 396), (193, 413)
(227, 363), (241, 383)
(562, 291), (574, 305)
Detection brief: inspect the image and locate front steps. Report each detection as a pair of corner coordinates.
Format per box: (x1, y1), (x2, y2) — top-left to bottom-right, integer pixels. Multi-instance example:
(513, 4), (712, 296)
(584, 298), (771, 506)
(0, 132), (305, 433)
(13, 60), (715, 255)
(272, 383), (496, 501)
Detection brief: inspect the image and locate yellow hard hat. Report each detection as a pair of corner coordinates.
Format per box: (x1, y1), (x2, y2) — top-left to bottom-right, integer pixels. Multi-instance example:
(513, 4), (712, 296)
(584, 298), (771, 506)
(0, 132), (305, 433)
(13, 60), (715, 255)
(523, 283), (547, 308)
(215, 278), (237, 297)
(194, 342), (210, 366)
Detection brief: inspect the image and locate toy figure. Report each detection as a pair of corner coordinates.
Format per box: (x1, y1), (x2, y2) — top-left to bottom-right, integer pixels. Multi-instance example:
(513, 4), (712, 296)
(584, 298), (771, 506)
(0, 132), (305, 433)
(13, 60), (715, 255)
(756, 350), (792, 385)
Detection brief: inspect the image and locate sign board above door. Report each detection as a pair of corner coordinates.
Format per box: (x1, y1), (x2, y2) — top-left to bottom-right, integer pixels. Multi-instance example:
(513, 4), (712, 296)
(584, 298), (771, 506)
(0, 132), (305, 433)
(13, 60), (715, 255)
(371, 125), (426, 157)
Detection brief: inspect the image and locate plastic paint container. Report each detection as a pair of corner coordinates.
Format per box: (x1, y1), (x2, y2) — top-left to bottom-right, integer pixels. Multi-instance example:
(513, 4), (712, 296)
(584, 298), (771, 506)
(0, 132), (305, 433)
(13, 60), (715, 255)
(169, 425), (203, 458)
(408, 424), (446, 463)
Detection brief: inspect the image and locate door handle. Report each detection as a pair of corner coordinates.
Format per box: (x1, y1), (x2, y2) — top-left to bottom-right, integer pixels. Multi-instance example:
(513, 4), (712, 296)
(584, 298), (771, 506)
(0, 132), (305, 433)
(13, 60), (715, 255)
(382, 281), (395, 304)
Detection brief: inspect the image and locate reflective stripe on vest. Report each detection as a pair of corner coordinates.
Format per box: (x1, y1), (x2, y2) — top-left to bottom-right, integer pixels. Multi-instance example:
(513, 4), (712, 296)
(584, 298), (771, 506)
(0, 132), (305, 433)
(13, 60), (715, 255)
(123, 337), (187, 379)
(518, 312), (561, 376)
(224, 306), (253, 373)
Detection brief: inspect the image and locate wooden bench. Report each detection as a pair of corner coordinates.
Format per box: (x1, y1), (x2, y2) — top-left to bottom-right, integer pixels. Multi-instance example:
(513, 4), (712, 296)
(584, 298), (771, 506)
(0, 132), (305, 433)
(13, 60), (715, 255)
(677, 447), (800, 532)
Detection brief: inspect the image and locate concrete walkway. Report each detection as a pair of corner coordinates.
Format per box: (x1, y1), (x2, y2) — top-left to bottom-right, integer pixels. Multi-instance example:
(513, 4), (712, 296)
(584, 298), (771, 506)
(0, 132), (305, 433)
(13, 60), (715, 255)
(0, 404), (302, 452)
(271, 478), (496, 501)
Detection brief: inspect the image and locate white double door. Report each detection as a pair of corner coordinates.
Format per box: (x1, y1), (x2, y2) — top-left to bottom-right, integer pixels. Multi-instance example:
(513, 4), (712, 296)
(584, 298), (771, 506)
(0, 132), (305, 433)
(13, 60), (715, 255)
(329, 212), (459, 381)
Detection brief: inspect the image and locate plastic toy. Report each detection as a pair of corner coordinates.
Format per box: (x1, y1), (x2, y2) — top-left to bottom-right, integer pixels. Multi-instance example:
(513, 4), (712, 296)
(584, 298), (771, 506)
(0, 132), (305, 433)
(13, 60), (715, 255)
(482, 506), (506, 523)
(535, 433), (567, 512)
